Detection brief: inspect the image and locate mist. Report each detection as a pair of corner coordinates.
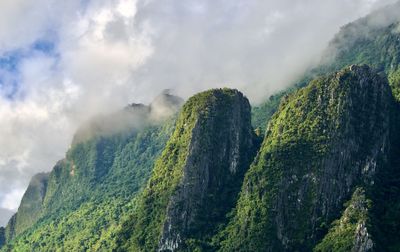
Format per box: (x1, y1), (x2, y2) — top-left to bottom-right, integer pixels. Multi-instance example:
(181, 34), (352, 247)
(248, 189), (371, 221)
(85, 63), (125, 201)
(0, 0), (397, 215)
(0, 208), (14, 227)
(72, 90), (183, 145)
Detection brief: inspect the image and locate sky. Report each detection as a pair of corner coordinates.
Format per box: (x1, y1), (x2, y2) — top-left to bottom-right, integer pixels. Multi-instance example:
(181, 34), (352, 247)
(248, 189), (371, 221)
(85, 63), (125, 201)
(0, 0), (397, 225)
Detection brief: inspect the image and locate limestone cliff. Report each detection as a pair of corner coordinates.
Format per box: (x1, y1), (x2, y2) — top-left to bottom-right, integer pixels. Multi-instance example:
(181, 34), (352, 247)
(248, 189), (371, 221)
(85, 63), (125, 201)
(219, 65), (396, 251)
(121, 88), (258, 251)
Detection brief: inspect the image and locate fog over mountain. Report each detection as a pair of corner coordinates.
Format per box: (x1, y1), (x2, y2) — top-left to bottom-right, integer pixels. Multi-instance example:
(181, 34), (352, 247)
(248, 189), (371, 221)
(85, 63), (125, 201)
(0, 0), (397, 212)
(0, 208), (13, 227)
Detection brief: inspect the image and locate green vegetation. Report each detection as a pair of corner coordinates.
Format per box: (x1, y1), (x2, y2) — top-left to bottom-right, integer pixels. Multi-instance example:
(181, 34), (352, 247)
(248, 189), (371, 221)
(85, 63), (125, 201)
(251, 81), (311, 133)
(3, 199), (126, 251)
(6, 173), (49, 239)
(0, 228), (5, 248)
(251, 91), (286, 132)
(315, 12), (400, 101)
(314, 188), (372, 252)
(2, 113), (176, 251)
(116, 96), (197, 251)
(218, 65), (394, 251)
(3, 5), (400, 252)
(252, 7), (400, 132)
(117, 88), (256, 251)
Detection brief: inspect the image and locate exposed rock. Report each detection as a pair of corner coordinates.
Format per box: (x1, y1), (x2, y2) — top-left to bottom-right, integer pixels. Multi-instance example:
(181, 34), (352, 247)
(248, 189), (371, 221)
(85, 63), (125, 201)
(314, 188), (373, 252)
(219, 65), (396, 251)
(123, 88), (258, 252)
(158, 89), (257, 251)
(354, 222), (373, 252)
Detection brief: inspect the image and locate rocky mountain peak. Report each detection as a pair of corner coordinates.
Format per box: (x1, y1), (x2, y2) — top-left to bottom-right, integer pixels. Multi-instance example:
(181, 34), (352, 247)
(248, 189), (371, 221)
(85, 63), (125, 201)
(219, 65), (396, 251)
(121, 88), (258, 251)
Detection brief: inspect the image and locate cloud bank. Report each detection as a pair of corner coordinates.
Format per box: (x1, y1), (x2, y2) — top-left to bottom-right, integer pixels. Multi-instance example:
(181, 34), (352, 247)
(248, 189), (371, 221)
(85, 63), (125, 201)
(0, 0), (397, 218)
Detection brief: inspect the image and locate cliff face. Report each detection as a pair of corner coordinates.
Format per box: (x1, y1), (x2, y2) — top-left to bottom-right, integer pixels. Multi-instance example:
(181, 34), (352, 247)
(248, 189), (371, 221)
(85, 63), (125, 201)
(158, 89), (258, 251)
(4, 173), (49, 240)
(1, 93), (182, 251)
(3, 4), (400, 251)
(2, 67), (400, 251)
(314, 187), (373, 252)
(121, 88), (258, 251)
(219, 65), (396, 251)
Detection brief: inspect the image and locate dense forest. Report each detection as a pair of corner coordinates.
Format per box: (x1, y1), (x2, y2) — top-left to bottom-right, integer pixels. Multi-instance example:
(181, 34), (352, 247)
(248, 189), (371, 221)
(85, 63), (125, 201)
(1, 2), (400, 252)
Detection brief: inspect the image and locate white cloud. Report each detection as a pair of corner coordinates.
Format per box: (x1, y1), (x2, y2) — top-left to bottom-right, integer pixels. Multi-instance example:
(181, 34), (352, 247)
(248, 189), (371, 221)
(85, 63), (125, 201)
(124, 0), (398, 103)
(0, 208), (14, 227)
(0, 0), (153, 211)
(117, 0), (138, 18)
(0, 0), (398, 212)
(1, 189), (25, 210)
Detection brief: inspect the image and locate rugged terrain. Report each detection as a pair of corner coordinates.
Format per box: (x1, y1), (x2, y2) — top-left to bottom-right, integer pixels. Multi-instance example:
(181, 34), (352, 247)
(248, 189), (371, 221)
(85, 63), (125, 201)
(1, 3), (400, 252)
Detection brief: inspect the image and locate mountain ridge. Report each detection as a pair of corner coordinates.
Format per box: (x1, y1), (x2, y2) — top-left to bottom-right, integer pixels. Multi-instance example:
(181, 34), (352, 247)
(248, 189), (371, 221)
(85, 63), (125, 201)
(0, 92), (183, 251)
(118, 88), (259, 251)
(218, 64), (397, 251)
(2, 3), (400, 251)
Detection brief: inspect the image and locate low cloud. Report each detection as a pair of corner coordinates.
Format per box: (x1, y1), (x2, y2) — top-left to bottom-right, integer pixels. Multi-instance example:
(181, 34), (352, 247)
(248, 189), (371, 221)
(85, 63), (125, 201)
(0, 208), (15, 227)
(128, 0), (398, 103)
(0, 0), (397, 211)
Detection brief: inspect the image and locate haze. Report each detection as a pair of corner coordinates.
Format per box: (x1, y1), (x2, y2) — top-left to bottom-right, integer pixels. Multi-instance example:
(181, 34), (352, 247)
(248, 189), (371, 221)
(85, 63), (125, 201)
(0, 0), (396, 226)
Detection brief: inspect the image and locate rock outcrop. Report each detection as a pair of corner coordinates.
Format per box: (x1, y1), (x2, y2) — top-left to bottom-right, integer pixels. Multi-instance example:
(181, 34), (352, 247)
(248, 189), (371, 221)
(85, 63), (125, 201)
(2, 65), (400, 251)
(314, 188), (374, 252)
(219, 65), (396, 251)
(122, 88), (258, 251)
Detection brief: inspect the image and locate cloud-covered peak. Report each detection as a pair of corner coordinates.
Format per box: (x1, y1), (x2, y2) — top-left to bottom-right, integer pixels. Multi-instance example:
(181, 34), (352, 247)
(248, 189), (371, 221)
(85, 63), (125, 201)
(0, 0), (397, 211)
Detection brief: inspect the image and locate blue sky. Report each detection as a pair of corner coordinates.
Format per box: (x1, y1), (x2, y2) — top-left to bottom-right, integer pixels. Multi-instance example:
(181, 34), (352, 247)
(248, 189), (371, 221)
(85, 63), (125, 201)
(0, 0), (397, 226)
(0, 39), (58, 99)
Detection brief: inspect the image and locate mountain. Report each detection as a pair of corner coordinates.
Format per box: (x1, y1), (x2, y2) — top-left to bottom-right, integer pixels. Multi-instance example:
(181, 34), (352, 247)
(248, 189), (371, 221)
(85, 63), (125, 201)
(0, 92), (183, 251)
(314, 187), (373, 252)
(2, 3), (400, 252)
(116, 89), (259, 251)
(217, 65), (399, 251)
(4, 173), (48, 241)
(3, 70), (400, 251)
(316, 1), (400, 101)
(252, 1), (400, 131)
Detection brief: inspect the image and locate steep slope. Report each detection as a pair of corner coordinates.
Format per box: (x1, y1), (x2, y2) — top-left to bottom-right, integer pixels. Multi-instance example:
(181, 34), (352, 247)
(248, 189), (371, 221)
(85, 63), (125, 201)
(315, 97), (400, 252)
(1, 93), (183, 251)
(118, 88), (258, 251)
(3, 4), (400, 250)
(253, 2), (400, 132)
(219, 65), (396, 251)
(317, 1), (400, 100)
(314, 188), (373, 252)
(4, 173), (49, 241)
